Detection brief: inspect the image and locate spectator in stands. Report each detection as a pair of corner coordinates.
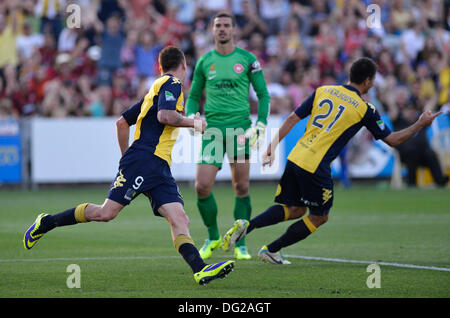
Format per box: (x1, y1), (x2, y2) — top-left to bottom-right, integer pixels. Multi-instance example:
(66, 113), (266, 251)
(34, 0), (64, 38)
(0, 13), (19, 69)
(16, 22), (44, 61)
(259, 0), (286, 36)
(135, 29), (162, 80)
(384, 86), (448, 187)
(390, 0), (413, 34)
(0, 0), (447, 130)
(0, 97), (14, 119)
(97, 13), (125, 86)
(239, 0), (268, 40)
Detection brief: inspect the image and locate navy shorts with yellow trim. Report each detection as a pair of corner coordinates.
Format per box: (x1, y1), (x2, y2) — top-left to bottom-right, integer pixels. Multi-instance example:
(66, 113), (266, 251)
(275, 160), (333, 216)
(107, 147), (183, 216)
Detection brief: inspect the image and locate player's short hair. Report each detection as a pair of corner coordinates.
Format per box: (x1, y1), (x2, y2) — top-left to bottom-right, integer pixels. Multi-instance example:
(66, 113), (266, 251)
(158, 46), (185, 73)
(213, 11), (236, 27)
(349, 57), (377, 84)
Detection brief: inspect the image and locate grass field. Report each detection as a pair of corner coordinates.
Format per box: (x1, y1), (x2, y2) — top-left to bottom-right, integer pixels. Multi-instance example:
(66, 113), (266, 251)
(0, 183), (449, 299)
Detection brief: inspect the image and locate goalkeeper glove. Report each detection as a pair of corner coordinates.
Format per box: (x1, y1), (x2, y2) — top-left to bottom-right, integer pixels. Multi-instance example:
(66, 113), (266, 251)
(245, 121), (266, 149)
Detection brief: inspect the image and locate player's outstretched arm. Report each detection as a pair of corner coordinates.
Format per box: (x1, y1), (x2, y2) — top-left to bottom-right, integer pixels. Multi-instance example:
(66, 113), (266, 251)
(383, 110), (442, 147)
(262, 111), (300, 167)
(158, 110), (206, 134)
(116, 116), (130, 156)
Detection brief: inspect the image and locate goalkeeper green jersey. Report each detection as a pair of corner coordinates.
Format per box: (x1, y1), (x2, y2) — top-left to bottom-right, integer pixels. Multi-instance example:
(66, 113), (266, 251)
(186, 47), (270, 127)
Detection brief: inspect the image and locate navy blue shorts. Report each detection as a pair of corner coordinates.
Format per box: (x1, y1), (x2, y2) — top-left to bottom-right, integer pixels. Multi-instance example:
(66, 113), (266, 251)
(274, 160), (333, 216)
(107, 147), (184, 216)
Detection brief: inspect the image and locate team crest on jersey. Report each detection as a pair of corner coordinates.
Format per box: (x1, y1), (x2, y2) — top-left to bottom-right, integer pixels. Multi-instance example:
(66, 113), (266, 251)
(233, 63), (244, 73)
(237, 135), (246, 145)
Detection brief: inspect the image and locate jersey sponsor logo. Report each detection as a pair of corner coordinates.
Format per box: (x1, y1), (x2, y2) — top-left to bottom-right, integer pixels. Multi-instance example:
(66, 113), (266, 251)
(165, 90), (176, 101)
(215, 79), (239, 89)
(112, 170), (126, 189)
(250, 60), (262, 73)
(233, 63), (244, 73)
(376, 120), (385, 130)
(171, 77), (181, 84)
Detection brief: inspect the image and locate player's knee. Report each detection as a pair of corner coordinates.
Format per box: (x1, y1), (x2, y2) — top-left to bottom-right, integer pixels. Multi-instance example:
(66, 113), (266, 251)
(171, 209), (190, 228)
(195, 181), (212, 198)
(288, 206), (307, 219)
(233, 181), (249, 197)
(308, 214), (328, 227)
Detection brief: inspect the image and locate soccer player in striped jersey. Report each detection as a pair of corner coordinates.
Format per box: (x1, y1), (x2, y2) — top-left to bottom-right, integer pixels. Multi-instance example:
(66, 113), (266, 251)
(222, 57), (442, 264)
(23, 46), (235, 285)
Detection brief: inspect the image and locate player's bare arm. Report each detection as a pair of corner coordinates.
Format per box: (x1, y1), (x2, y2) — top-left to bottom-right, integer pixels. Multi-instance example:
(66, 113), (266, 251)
(158, 110), (206, 134)
(116, 116), (130, 155)
(263, 112), (301, 167)
(383, 111), (442, 147)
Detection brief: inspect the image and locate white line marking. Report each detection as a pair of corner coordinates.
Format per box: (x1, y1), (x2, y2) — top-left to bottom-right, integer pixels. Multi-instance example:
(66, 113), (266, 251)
(0, 256), (179, 263)
(1, 255), (449, 272)
(284, 254), (450, 272)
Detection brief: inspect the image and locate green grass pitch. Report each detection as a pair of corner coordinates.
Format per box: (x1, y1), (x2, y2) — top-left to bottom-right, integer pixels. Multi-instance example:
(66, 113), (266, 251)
(0, 183), (449, 298)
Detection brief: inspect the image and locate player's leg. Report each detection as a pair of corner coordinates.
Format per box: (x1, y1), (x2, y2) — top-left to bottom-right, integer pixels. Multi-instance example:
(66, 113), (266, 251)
(264, 212), (327, 255)
(158, 202), (205, 273)
(247, 205), (307, 234)
(23, 199), (124, 250)
(196, 126), (224, 245)
(157, 201), (235, 285)
(259, 161), (332, 264)
(222, 205), (307, 251)
(227, 125), (252, 259)
(195, 163), (222, 259)
(229, 160), (252, 259)
(23, 163), (141, 250)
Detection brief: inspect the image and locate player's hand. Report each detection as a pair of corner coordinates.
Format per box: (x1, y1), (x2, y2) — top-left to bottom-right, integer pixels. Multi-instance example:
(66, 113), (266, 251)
(245, 121), (266, 149)
(261, 145), (275, 167)
(187, 113), (206, 135)
(418, 111), (442, 128)
(193, 112), (207, 134)
(187, 114), (196, 135)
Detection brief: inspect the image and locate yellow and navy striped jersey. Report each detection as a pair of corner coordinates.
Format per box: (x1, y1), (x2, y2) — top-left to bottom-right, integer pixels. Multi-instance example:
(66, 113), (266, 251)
(289, 85), (391, 176)
(121, 74), (184, 166)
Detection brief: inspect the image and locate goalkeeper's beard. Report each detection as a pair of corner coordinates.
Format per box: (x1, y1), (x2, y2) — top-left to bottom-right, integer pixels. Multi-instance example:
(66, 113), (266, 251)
(218, 37), (231, 45)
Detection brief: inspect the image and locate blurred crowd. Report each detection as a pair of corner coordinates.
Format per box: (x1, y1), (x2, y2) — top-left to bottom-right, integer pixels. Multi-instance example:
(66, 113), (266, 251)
(0, 0), (449, 120)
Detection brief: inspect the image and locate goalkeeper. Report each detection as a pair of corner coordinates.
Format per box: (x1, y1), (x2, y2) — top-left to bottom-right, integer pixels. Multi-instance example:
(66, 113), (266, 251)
(186, 12), (270, 260)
